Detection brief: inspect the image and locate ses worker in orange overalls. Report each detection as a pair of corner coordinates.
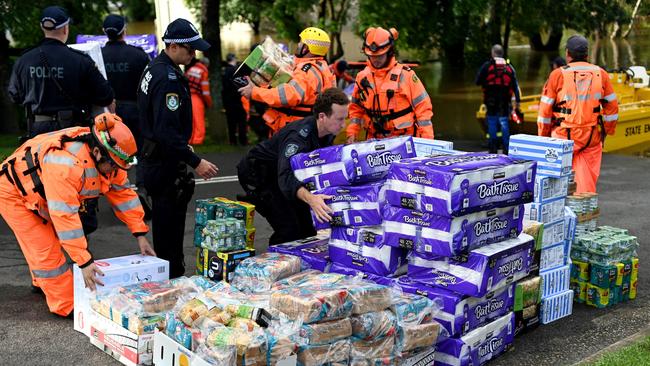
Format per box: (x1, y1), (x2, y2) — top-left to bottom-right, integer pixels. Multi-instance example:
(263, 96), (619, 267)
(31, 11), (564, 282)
(238, 27), (336, 136)
(185, 57), (212, 145)
(0, 113), (155, 317)
(346, 27), (434, 142)
(537, 35), (619, 193)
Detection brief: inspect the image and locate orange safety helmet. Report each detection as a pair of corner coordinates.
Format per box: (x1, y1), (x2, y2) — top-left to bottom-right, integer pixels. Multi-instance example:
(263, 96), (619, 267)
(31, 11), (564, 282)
(363, 27), (399, 56)
(91, 113), (137, 170)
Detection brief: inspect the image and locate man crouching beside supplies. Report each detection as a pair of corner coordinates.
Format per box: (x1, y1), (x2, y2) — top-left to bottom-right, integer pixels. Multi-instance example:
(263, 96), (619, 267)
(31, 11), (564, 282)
(237, 88), (349, 245)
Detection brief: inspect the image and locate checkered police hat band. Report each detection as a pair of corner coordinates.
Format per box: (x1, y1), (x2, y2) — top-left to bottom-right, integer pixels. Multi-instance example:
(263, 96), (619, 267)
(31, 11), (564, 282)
(162, 34), (201, 44)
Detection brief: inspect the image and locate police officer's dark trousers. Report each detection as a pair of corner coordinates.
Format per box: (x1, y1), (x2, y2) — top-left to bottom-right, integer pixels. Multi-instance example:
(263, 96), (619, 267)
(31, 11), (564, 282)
(237, 157), (315, 245)
(116, 102), (144, 186)
(142, 159), (194, 278)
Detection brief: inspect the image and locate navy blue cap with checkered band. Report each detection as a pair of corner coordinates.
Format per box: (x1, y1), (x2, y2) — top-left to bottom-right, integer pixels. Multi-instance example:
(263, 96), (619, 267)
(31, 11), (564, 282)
(162, 18), (210, 52)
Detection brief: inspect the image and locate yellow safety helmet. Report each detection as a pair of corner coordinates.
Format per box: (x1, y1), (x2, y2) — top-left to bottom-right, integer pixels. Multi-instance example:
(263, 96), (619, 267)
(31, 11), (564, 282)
(299, 27), (331, 56)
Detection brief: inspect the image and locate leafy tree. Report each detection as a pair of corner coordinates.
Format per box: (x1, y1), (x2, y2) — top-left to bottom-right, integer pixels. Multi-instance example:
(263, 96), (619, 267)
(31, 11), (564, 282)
(221, 0), (274, 35)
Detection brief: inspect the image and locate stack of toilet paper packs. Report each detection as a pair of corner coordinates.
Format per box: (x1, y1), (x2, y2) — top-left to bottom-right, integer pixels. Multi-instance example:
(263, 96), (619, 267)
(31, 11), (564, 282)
(289, 137), (547, 365)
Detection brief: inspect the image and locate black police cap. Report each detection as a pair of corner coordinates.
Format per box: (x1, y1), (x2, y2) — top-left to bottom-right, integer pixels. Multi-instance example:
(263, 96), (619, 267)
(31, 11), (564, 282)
(41, 6), (70, 31)
(162, 18), (210, 52)
(103, 14), (126, 37)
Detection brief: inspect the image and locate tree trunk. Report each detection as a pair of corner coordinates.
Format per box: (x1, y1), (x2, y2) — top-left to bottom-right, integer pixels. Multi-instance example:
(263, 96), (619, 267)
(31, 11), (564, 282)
(251, 20), (261, 36)
(528, 25), (563, 51)
(622, 0), (642, 38)
(201, 0), (227, 143)
(0, 30), (18, 133)
(502, 0), (514, 57)
(330, 32), (344, 62)
(488, 0), (503, 46)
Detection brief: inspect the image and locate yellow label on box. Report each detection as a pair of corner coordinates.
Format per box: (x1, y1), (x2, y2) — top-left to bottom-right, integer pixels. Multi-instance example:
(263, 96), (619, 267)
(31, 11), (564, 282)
(213, 197), (255, 228)
(246, 227), (256, 248)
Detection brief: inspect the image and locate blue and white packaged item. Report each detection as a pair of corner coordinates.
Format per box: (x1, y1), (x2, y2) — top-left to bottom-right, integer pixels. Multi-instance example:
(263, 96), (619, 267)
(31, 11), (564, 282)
(311, 183), (384, 230)
(564, 206), (577, 244)
(540, 241), (569, 271)
(266, 234), (331, 272)
(508, 134), (574, 177)
(540, 264), (570, 298)
(540, 289), (574, 324)
(385, 153), (536, 217)
(329, 226), (407, 277)
(534, 175), (569, 203)
(408, 233), (534, 297)
(382, 204), (524, 256)
(399, 277), (515, 337)
(413, 137), (454, 157)
(525, 197), (565, 224)
(541, 219), (565, 249)
(435, 312), (515, 366)
(342, 136), (416, 184)
(291, 145), (348, 191)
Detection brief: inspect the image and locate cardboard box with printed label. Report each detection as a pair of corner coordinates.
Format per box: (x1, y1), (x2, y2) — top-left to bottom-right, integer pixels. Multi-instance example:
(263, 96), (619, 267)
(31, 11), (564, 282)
(195, 248), (255, 282)
(89, 310), (155, 366)
(74, 254), (169, 337)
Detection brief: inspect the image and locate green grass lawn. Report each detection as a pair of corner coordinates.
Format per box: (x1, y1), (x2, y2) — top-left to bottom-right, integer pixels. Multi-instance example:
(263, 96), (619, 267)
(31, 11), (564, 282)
(585, 336), (650, 366)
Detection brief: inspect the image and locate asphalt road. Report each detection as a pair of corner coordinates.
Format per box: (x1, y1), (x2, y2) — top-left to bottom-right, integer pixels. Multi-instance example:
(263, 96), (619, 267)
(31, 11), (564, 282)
(0, 147), (647, 366)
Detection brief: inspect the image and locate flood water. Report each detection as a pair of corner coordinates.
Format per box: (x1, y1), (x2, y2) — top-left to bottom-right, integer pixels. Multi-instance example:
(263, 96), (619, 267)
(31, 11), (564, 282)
(221, 24), (650, 155)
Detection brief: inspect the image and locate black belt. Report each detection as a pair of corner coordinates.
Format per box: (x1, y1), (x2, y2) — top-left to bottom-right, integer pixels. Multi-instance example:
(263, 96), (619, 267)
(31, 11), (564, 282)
(552, 106), (601, 114)
(34, 115), (57, 122)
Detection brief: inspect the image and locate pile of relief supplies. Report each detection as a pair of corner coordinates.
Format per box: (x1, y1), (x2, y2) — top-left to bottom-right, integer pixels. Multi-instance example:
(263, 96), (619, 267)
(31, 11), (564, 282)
(79, 135), (639, 366)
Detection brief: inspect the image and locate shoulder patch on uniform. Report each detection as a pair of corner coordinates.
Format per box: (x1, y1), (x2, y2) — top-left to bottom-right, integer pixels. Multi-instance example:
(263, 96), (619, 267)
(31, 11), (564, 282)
(412, 74), (419, 83)
(299, 127), (310, 138)
(166, 65), (178, 80)
(284, 143), (299, 158)
(166, 93), (179, 111)
(301, 64), (312, 72)
(390, 74), (398, 81)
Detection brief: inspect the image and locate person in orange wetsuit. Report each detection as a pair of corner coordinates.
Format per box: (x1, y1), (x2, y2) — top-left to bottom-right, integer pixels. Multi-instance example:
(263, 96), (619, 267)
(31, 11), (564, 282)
(238, 27), (336, 136)
(346, 27), (434, 142)
(185, 57), (212, 145)
(537, 35), (619, 193)
(0, 113), (155, 317)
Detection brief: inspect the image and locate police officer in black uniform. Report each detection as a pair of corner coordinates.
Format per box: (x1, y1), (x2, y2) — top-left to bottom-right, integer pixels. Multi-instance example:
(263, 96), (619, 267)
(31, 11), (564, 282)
(237, 88), (349, 245)
(101, 14), (151, 215)
(8, 6), (115, 137)
(137, 18), (219, 278)
(7, 6), (115, 292)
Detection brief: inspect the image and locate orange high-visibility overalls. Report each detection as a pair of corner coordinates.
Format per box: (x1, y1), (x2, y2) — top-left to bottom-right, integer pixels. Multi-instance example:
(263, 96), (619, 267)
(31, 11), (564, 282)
(347, 58), (434, 140)
(251, 57), (336, 135)
(186, 61), (212, 145)
(538, 62), (619, 193)
(0, 128), (148, 316)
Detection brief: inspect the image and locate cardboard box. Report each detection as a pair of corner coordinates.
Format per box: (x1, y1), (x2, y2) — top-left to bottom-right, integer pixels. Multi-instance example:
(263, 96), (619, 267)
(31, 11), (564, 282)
(540, 264), (570, 298)
(246, 227), (256, 248)
(534, 175), (569, 203)
(539, 241), (569, 271)
(540, 289), (574, 324)
(152, 331), (296, 366)
(508, 134), (574, 177)
(89, 310), (155, 366)
(74, 255), (169, 337)
(413, 137), (454, 157)
(195, 248), (255, 282)
(540, 219), (565, 249)
(525, 197), (566, 224)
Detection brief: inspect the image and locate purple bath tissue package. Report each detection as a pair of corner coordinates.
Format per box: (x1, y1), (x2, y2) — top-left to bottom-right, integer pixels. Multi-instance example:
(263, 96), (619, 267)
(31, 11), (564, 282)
(399, 277), (515, 337)
(329, 262), (401, 287)
(342, 136), (416, 184)
(382, 204), (524, 257)
(329, 226), (407, 277)
(385, 153), (536, 217)
(311, 183), (384, 230)
(434, 312), (515, 366)
(408, 233), (534, 297)
(267, 235), (331, 272)
(291, 145), (348, 191)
